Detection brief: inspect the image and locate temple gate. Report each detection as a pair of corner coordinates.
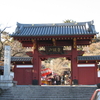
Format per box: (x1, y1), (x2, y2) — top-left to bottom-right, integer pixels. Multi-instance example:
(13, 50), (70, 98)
(11, 21), (99, 85)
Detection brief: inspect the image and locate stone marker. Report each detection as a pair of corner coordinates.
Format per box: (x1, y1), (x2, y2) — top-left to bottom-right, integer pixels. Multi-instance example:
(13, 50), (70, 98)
(4, 45), (11, 77)
(0, 45), (15, 88)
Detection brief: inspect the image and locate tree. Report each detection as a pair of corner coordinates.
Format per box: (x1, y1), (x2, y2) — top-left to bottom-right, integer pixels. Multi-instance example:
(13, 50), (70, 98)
(63, 19), (76, 23)
(0, 32), (30, 60)
(83, 42), (100, 56)
(42, 58), (71, 75)
(10, 40), (29, 57)
(0, 25), (11, 60)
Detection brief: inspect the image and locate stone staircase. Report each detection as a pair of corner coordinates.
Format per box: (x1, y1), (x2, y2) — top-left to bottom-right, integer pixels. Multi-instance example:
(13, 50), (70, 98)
(0, 85), (97, 100)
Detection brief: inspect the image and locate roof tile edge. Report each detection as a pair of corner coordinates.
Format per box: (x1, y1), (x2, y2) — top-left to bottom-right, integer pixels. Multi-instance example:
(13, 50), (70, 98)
(16, 20), (94, 27)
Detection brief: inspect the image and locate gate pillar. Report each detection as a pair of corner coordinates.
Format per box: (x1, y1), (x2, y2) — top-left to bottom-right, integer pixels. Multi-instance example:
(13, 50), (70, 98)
(32, 48), (41, 85)
(71, 48), (78, 83)
(71, 38), (78, 84)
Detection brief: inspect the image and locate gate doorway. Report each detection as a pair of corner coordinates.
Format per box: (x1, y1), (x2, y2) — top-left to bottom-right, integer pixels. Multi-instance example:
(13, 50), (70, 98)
(41, 57), (71, 85)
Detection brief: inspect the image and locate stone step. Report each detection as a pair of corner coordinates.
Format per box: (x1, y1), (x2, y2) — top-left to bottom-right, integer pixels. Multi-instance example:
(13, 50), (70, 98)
(0, 97), (91, 100)
(0, 95), (92, 97)
(0, 85), (97, 100)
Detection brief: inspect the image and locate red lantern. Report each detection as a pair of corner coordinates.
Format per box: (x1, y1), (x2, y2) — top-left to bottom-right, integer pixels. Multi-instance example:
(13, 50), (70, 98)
(41, 68), (52, 76)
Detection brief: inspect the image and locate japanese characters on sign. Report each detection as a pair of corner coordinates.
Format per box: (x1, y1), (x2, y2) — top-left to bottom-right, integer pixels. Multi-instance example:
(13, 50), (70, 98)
(45, 46), (63, 54)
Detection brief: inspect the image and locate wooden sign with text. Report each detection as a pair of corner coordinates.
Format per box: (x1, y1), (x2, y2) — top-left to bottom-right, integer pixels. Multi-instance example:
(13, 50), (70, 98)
(45, 46), (63, 54)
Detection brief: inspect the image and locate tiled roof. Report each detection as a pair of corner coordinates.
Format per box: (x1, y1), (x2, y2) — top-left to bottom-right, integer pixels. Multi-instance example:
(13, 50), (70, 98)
(11, 57), (32, 62)
(78, 56), (100, 60)
(11, 21), (98, 37)
(11, 56), (100, 62)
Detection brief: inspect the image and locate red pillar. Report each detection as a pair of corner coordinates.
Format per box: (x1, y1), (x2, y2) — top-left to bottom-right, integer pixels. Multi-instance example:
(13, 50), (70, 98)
(71, 38), (78, 83)
(71, 48), (78, 80)
(32, 47), (41, 85)
(38, 58), (41, 85)
(95, 63), (99, 84)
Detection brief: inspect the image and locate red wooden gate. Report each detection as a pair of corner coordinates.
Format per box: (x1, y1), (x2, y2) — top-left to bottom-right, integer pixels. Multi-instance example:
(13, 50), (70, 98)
(78, 64), (96, 85)
(14, 68), (33, 85)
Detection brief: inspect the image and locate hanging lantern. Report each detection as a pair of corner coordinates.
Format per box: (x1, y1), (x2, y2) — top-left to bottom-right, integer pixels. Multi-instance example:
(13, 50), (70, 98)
(41, 68), (52, 76)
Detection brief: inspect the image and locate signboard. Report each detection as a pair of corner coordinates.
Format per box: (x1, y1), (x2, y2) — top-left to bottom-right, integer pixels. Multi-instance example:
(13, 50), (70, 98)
(17, 65), (33, 68)
(45, 46), (63, 54)
(77, 64), (95, 67)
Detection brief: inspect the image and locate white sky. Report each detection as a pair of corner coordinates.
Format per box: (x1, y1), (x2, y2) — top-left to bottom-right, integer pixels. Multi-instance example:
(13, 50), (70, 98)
(0, 0), (100, 33)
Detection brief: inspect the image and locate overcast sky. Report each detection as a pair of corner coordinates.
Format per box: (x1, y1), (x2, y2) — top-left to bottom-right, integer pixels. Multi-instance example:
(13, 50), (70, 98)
(0, 0), (100, 33)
